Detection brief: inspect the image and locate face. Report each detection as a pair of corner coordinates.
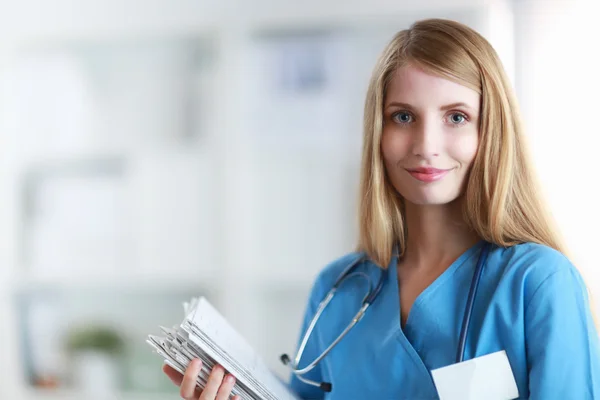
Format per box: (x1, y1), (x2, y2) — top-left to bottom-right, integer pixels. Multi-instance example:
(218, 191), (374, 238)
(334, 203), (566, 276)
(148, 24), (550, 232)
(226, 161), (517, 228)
(381, 65), (481, 206)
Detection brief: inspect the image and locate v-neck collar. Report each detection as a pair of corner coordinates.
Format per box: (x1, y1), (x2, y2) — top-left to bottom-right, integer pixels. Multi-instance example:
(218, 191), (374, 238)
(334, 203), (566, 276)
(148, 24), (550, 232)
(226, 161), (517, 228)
(381, 240), (487, 369)
(365, 241), (487, 398)
(389, 240), (486, 331)
(372, 240), (487, 397)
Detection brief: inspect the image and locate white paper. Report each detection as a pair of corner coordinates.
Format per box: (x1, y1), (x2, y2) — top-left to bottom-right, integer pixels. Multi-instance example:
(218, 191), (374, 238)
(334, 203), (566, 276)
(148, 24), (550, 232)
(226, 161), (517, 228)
(147, 296), (300, 400)
(431, 350), (519, 400)
(188, 297), (297, 400)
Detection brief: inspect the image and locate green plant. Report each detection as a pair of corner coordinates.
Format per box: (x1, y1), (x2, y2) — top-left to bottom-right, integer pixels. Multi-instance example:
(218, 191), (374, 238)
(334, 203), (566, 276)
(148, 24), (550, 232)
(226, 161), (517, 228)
(65, 325), (126, 356)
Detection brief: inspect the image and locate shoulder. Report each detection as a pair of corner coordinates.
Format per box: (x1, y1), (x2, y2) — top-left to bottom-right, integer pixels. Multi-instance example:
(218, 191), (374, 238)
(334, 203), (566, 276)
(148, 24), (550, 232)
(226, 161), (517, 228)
(311, 252), (363, 291)
(495, 241), (577, 278)
(492, 242), (587, 307)
(496, 241), (572, 273)
(304, 251), (364, 305)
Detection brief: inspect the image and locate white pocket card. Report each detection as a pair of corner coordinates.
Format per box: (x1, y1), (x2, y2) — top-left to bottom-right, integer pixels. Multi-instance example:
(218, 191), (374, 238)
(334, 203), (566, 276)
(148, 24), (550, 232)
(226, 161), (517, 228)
(431, 350), (519, 400)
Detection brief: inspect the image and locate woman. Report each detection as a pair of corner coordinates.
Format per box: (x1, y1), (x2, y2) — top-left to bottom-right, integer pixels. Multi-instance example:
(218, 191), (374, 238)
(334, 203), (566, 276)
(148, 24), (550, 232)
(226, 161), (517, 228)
(165, 18), (600, 399)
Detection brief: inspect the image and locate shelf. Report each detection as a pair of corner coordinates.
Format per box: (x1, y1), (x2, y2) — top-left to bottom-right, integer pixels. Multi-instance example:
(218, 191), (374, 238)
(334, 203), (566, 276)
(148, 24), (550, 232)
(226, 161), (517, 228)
(12, 272), (215, 295)
(11, 148), (128, 171)
(22, 388), (176, 400)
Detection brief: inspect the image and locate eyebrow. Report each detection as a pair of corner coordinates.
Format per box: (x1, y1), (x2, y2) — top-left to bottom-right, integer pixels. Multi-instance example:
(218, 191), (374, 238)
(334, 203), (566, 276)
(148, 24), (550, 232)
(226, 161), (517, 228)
(385, 101), (475, 112)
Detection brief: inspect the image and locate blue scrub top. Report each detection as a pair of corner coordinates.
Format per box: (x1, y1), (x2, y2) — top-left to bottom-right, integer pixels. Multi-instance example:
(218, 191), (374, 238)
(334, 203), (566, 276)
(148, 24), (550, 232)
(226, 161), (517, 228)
(288, 241), (600, 399)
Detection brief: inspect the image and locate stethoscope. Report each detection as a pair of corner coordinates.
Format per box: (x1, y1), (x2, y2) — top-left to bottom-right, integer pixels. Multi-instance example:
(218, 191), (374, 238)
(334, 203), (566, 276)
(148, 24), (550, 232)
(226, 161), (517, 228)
(280, 242), (491, 393)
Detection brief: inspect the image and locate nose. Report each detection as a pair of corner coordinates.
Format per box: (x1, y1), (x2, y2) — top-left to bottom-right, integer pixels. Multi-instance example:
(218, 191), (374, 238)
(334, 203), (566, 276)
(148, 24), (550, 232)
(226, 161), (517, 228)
(411, 119), (441, 158)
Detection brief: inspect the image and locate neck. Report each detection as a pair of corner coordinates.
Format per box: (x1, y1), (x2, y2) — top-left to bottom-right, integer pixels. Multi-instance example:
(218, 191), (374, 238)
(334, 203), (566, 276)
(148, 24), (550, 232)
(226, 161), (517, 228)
(401, 200), (480, 270)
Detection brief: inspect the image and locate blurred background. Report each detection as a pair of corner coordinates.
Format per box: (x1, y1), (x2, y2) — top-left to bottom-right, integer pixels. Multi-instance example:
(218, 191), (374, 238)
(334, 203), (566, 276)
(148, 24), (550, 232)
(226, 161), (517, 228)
(0, 0), (597, 398)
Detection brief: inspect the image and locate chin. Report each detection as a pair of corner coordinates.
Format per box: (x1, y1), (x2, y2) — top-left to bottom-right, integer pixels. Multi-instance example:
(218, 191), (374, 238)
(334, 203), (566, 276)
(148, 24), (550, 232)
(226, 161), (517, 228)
(401, 189), (462, 206)
(405, 197), (456, 206)
(392, 178), (465, 206)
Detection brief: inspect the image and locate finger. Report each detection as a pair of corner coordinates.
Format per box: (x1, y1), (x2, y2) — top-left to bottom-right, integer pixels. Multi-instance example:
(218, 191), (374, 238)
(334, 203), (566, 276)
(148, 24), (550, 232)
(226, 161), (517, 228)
(232, 396), (241, 400)
(180, 359), (203, 399)
(199, 365), (225, 400)
(163, 364), (184, 386)
(215, 373), (236, 400)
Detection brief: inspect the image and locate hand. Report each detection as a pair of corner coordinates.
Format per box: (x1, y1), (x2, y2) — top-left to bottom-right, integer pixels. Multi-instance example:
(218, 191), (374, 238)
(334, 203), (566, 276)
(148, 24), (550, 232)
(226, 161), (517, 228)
(163, 358), (241, 400)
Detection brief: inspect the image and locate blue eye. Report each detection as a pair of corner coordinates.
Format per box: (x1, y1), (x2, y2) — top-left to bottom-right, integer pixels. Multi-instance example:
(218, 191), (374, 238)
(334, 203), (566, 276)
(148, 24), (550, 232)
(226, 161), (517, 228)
(448, 112), (468, 125)
(392, 111), (413, 124)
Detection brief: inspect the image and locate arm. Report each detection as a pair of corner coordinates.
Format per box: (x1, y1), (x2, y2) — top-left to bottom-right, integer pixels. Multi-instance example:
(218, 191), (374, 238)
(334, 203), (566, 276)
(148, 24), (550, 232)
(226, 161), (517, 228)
(525, 263), (600, 399)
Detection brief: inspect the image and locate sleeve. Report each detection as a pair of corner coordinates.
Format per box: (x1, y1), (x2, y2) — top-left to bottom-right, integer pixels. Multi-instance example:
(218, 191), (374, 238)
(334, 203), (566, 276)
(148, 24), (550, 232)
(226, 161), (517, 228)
(525, 261), (600, 399)
(288, 278), (327, 400)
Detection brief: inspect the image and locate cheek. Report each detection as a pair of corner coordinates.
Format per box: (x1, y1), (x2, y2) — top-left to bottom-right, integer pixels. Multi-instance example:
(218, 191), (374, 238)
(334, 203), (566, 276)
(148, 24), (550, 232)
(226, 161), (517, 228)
(381, 129), (410, 165)
(451, 132), (479, 166)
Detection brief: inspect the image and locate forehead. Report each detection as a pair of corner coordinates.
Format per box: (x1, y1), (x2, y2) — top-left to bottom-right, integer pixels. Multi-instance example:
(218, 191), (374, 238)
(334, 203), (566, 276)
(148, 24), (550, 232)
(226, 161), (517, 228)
(385, 65), (480, 110)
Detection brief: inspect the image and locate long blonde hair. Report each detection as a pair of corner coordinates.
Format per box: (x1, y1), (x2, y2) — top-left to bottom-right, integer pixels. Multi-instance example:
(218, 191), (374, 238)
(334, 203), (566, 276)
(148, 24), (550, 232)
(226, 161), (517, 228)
(357, 18), (566, 268)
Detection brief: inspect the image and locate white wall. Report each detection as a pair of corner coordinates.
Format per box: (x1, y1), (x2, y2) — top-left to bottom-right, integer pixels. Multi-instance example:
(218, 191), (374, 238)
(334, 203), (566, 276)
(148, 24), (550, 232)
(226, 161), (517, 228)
(514, 0), (600, 311)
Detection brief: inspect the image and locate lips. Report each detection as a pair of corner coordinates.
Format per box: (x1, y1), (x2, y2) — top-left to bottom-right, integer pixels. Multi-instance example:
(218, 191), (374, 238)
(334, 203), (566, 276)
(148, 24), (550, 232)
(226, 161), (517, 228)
(405, 167), (452, 183)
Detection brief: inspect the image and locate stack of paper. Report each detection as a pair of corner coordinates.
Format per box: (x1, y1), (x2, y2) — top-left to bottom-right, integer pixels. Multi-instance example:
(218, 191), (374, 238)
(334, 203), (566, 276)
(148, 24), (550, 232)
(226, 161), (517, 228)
(147, 296), (300, 400)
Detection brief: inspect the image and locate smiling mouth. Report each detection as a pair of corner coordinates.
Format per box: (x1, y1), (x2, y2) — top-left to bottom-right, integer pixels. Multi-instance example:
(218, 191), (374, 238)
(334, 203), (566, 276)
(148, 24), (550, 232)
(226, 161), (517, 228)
(405, 167), (453, 182)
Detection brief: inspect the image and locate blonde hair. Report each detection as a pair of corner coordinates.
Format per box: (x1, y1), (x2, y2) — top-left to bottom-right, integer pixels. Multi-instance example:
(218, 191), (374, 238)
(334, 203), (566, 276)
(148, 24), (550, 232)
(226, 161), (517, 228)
(357, 18), (566, 268)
